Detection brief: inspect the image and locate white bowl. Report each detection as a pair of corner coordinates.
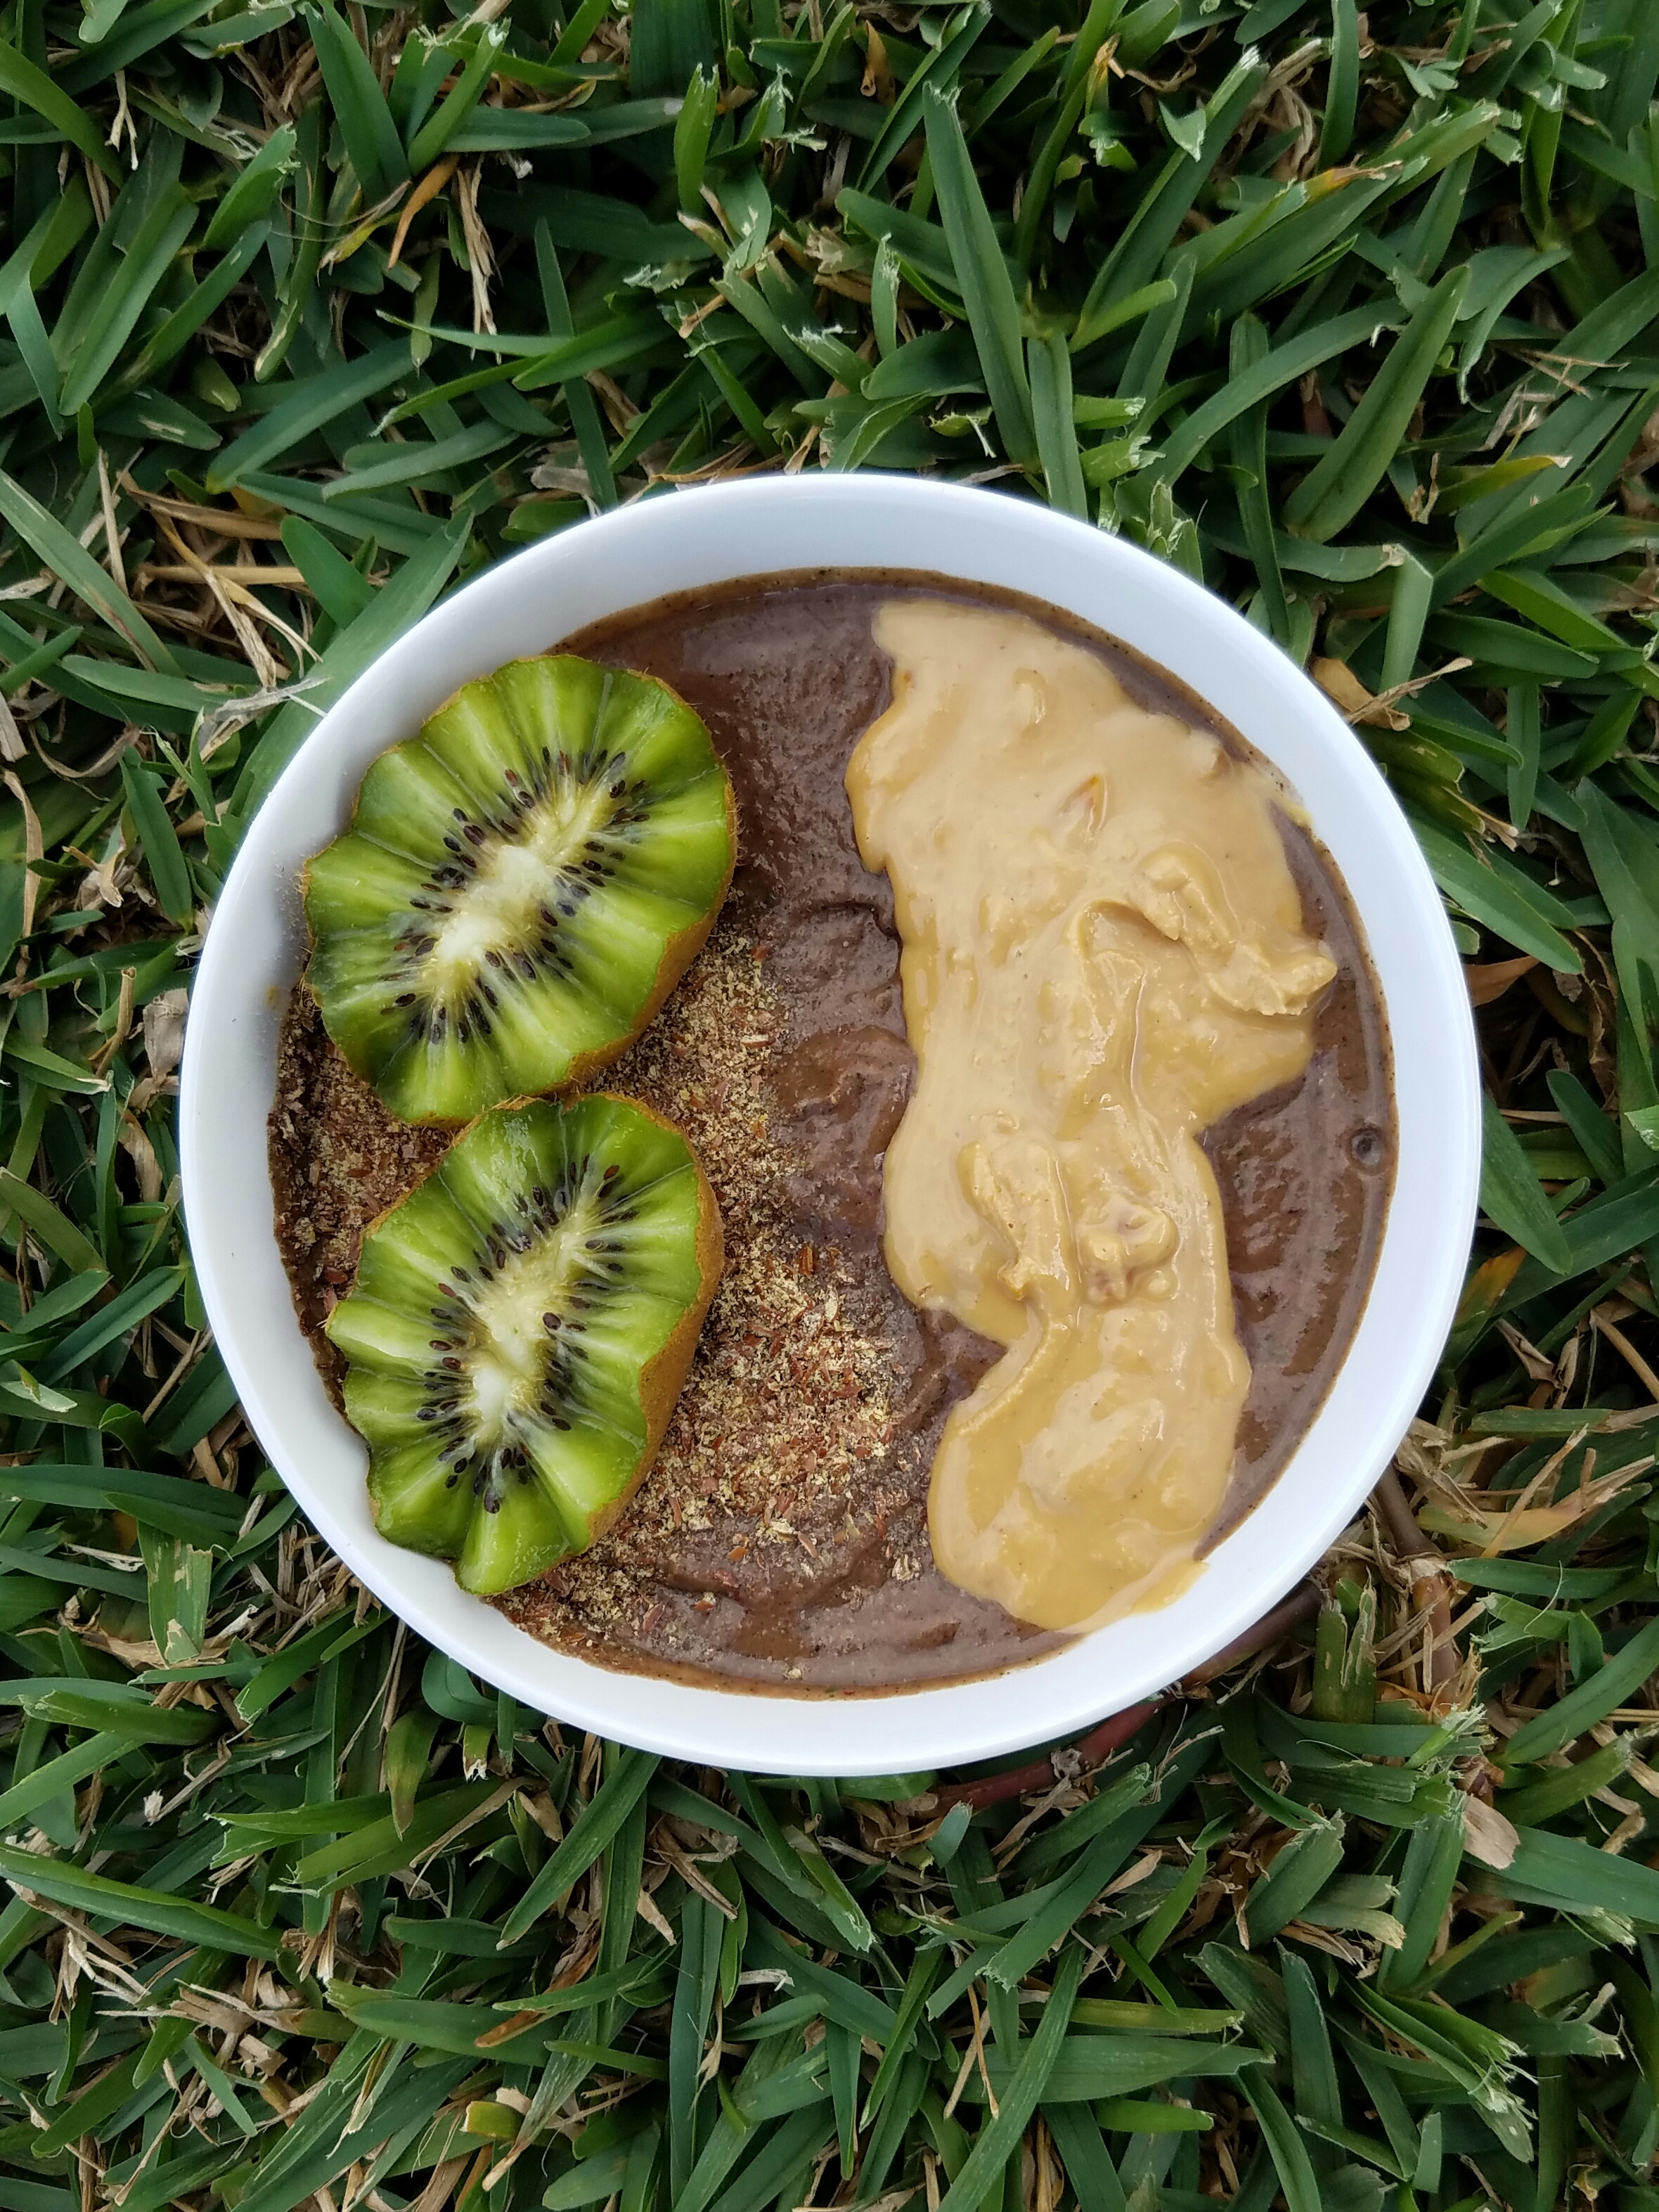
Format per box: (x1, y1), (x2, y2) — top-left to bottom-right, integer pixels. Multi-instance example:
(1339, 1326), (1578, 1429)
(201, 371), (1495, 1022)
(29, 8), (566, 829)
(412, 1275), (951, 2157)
(179, 475), (1479, 1777)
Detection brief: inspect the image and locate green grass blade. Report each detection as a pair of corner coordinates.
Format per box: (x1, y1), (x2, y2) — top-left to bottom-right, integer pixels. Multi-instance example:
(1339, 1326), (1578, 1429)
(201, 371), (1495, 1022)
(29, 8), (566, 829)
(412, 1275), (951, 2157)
(499, 1749), (659, 1943)
(120, 755), (195, 927)
(306, 0), (409, 202)
(0, 1844), (280, 1958)
(923, 85), (1036, 468)
(1074, 49), (1265, 333)
(1480, 1091), (1573, 1272)
(858, 4), (991, 193)
(1318, 0), (1358, 164)
(1502, 1610), (1659, 1768)
(1239, 2069), (1322, 2212)
(233, 519), (468, 814)
(1155, 302), (1404, 487)
(0, 37), (121, 176)
(207, 340), (415, 492)
(407, 26), (505, 171)
(325, 421), (515, 499)
(101, 220), (273, 404)
(1284, 266), (1471, 541)
(1032, 333), (1088, 516)
(0, 470), (178, 672)
(938, 1947), (1083, 2212)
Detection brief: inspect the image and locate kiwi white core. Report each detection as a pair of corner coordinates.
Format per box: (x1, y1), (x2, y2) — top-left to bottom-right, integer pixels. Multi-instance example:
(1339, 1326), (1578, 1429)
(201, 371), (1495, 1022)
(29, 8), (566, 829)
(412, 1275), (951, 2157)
(425, 783), (615, 1006)
(456, 1191), (603, 1446)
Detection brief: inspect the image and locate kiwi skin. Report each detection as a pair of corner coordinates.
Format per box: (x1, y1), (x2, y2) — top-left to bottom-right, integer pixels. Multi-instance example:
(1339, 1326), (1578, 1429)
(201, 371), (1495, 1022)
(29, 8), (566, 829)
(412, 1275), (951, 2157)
(349, 1094), (724, 1590)
(300, 659), (738, 1127)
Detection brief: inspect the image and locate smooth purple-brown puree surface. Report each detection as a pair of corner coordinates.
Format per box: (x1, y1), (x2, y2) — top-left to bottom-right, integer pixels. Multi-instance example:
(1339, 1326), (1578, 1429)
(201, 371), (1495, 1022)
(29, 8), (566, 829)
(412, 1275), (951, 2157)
(269, 573), (1393, 1693)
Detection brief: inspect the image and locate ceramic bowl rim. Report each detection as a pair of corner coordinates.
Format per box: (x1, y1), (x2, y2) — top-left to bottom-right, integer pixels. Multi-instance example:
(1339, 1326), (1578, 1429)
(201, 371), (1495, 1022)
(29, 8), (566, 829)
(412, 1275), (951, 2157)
(178, 474), (1480, 1776)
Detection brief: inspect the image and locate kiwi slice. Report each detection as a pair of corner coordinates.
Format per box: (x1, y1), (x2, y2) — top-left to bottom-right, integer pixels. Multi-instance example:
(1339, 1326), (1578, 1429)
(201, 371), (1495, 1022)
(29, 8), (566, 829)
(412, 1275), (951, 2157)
(304, 655), (736, 1124)
(324, 1093), (722, 1595)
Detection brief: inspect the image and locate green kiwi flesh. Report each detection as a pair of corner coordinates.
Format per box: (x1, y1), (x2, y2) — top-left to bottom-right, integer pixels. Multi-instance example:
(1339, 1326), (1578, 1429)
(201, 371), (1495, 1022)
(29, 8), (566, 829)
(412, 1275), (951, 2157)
(303, 655), (735, 1124)
(325, 1093), (723, 1595)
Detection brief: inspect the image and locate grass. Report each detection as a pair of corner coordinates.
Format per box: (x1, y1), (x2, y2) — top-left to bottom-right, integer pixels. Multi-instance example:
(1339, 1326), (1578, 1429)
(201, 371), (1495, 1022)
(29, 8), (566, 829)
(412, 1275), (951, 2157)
(1, 0), (1658, 2205)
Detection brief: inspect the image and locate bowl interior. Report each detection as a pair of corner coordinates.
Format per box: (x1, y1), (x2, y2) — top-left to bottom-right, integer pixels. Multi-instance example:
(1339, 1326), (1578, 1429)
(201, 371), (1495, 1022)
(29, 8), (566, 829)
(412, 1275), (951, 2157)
(179, 476), (1480, 1775)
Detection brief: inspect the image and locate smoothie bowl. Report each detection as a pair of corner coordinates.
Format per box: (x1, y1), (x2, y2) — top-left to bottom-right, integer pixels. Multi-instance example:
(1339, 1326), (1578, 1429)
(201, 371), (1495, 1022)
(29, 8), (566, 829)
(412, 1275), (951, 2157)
(179, 475), (1480, 1777)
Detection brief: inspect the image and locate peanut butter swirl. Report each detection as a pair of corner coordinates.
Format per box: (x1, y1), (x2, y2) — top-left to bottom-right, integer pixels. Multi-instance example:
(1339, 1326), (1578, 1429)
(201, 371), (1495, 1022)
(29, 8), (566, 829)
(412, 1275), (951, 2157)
(846, 600), (1338, 1632)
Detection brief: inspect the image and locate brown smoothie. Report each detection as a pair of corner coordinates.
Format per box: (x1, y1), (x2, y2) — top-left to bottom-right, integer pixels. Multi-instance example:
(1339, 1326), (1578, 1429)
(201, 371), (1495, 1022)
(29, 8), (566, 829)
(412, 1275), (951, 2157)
(269, 573), (1393, 1693)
